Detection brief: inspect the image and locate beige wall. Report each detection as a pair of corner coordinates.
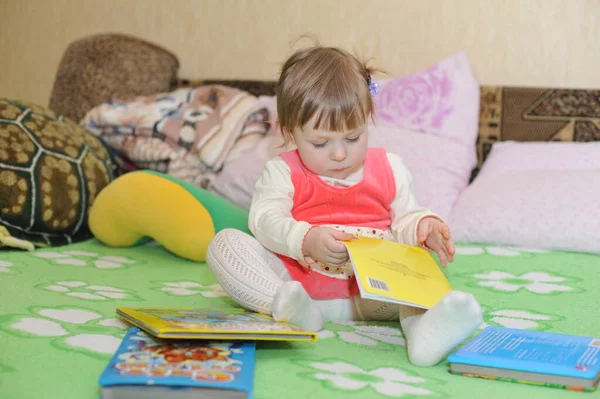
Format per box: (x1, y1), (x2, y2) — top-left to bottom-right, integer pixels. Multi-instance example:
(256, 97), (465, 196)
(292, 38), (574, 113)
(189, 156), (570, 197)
(1, 0), (599, 106)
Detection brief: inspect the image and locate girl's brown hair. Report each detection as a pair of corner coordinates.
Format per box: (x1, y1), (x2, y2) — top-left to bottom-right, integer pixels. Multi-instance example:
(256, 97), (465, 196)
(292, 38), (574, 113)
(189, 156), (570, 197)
(276, 44), (378, 143)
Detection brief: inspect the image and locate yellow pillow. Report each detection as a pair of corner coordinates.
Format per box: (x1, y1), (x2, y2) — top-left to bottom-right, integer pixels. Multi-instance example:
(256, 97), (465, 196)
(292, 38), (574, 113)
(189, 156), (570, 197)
(89, 170), (251, 262)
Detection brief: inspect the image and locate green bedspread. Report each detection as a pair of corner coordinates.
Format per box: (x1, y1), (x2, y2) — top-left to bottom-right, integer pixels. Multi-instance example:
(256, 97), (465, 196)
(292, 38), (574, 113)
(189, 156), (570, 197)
(1, 239), (599, 398)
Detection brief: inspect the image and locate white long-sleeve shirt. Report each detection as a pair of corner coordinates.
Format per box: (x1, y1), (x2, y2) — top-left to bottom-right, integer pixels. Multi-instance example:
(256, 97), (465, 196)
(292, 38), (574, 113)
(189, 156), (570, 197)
(248, 152), (438, 263)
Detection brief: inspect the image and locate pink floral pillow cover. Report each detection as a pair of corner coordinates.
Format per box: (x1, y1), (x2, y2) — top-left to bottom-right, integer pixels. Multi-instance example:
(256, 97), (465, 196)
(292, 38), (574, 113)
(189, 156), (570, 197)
(375, 51), (479, 148)
(372, 51), (480, 221)
(449, 141), (600, 254)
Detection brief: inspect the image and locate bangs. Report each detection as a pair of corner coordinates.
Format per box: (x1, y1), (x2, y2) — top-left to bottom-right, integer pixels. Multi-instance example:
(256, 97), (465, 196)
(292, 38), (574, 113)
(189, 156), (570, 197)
(310, 97), (371, 132)
(298, 73), (373, 132)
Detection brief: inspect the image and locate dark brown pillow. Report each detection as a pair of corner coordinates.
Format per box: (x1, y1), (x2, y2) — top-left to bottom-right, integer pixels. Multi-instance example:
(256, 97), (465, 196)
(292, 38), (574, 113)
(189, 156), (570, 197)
(48, 33), (180, 123)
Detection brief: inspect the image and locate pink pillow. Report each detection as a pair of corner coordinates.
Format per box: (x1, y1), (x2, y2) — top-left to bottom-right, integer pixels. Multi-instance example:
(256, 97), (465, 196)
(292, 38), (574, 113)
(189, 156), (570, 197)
(368, 122), (473, 221)
(375, 51), (480, 148)
(370, 51), (480, 220)
(449, 142), (600, 253)
(475, 141), (600, 175)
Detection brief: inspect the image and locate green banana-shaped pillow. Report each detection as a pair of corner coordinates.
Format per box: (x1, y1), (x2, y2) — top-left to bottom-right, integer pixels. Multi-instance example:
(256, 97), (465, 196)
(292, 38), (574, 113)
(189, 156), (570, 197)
(89, 170), (251, 262)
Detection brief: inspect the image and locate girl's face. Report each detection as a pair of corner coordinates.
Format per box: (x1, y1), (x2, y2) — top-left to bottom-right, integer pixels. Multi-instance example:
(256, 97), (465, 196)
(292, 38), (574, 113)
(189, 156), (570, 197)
(292, 121), (368, 179)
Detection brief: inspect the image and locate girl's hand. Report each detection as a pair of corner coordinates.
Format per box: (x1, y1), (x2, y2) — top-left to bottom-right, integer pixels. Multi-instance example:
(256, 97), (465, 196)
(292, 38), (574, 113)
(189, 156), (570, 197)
(303, 227), (354, 266)
(417, 217), (455, 268)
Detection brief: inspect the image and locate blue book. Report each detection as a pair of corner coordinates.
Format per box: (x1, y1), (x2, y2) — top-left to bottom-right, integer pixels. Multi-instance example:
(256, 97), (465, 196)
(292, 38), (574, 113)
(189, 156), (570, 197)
(99, 327), (255, 399)
(447, 326), (600, 391)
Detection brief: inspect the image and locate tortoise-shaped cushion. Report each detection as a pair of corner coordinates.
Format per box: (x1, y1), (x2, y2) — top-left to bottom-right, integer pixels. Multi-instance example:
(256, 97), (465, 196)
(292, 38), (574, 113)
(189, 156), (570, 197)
(0, 98), (114, 249)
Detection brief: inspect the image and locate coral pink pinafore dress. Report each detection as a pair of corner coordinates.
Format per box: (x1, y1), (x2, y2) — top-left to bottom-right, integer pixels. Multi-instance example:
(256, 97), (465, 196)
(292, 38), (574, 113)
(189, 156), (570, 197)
(276, 148), (397, 299)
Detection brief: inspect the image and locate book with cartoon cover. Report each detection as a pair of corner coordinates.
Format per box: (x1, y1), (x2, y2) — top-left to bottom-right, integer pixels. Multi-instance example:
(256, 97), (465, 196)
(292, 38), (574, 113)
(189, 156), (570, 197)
(447, 326), (600, 391)
(343, 236), (452, 309)
(116, 307), (318, 341)
(99, 327), (255, 398)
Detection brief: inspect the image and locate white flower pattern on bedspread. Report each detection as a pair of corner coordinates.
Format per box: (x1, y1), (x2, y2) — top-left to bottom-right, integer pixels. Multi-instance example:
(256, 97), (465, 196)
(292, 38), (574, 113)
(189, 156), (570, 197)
(301, 360), (433, 397)
(0, 260), (15, 273)
(318, 322), (406, 347)
(0, 306), (128, 358)
(34, 250), (138, 269)
(38, 280), (142, 301)
(480, 309), (563, 331)
(471, 271), (577, 294)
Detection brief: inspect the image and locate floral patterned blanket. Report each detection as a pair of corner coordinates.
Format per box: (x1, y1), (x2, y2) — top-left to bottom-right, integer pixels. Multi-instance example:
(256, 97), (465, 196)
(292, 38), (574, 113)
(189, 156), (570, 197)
(1, 240), (599, 399)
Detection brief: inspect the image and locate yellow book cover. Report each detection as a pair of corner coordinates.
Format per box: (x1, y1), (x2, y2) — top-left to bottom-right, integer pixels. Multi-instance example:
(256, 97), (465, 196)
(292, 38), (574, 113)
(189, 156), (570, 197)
(343, 237), (452, 309)
(116, 307), (318, 342)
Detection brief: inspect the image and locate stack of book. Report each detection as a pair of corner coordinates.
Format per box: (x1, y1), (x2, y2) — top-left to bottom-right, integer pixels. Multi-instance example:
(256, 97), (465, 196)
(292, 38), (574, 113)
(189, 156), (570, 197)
(99, 307), (318, 399)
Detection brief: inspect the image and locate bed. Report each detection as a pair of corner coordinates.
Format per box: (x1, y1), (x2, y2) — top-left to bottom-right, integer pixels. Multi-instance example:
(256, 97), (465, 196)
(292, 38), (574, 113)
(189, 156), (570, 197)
(2, 240), (599, 398)
(1, 34), (599, 399)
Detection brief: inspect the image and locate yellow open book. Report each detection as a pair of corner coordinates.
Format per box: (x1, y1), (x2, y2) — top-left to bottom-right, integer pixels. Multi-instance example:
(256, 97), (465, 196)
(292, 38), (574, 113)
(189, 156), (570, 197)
(343, 237), (452, 309)
(116, 307), (318, 342)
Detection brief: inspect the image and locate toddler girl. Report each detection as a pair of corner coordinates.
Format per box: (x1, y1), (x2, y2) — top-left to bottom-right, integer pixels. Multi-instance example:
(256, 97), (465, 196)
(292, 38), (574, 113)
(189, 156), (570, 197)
(207, 45), (482, 367)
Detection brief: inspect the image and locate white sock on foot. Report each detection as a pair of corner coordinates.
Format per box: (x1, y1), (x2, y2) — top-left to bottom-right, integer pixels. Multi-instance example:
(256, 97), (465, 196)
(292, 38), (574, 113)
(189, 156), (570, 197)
(272, 281), (324, 332)
(400, 291), (483, 367)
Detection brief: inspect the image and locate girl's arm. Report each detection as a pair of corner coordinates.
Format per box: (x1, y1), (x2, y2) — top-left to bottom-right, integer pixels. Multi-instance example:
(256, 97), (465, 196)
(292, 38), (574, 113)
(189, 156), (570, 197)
(386, 152), (444, 246)
(248, 157), (312, 261)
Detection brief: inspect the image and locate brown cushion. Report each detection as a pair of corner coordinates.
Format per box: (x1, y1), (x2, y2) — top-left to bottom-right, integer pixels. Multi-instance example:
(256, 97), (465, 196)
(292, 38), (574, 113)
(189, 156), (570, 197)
(48, 33), (179, 123)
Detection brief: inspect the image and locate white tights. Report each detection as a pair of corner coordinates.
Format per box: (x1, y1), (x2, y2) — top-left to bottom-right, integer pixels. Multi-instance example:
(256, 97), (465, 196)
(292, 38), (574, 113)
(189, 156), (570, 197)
(206, 228), (483, 367)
